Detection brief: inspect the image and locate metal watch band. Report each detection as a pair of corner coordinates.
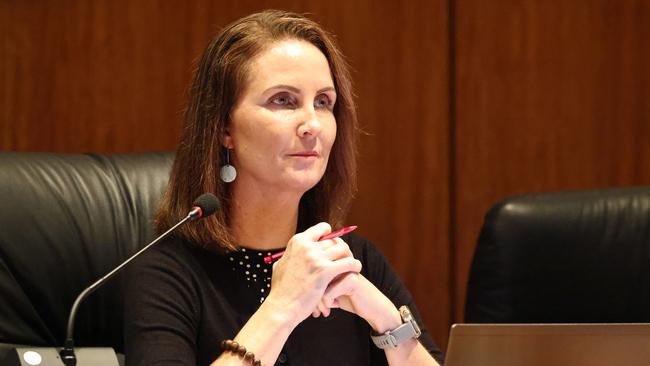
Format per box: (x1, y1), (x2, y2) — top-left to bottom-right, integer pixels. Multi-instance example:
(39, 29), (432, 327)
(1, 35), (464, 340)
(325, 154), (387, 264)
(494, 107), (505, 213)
(370, 306), (422, 349)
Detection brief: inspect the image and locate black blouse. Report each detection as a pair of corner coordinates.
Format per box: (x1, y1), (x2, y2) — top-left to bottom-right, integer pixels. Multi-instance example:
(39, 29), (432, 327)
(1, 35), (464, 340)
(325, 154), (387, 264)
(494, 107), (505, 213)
(124, 233), (444, 365)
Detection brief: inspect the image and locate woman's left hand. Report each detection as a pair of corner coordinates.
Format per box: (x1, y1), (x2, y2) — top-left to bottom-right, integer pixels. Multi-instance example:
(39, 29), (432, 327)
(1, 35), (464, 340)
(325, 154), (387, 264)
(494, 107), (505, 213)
(312, 240), (442, 366)
(312, 248), (402, 334)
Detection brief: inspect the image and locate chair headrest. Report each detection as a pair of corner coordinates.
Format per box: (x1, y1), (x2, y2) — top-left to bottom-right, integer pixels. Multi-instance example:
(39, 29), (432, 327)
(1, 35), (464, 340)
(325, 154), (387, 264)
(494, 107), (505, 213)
(466, 186), (650, 323)
(0, 152), (173, 350)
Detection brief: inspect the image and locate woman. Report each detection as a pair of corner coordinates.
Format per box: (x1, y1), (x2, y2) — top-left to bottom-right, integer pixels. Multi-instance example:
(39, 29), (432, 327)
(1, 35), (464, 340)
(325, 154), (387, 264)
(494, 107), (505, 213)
(124, 10), (444, 366)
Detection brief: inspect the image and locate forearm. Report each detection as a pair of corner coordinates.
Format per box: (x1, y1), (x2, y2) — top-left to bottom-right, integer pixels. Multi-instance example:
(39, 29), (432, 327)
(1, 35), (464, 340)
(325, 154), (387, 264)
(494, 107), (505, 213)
(341, 275), (441, 366)
(380, 338), (439, 366)
(210, 298), (297, 366)
(366, 304), (438, 365)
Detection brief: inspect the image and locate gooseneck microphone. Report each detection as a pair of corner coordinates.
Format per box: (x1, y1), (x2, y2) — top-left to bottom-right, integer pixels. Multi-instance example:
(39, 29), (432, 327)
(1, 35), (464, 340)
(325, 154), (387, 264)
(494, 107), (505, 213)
(58, 193), (220, 366)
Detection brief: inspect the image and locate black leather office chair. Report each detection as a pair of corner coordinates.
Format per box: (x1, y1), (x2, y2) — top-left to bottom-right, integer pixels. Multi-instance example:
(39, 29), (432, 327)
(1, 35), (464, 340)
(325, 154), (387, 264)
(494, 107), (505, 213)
(465, 187), (650, 323)
(0, 152), (173, 361)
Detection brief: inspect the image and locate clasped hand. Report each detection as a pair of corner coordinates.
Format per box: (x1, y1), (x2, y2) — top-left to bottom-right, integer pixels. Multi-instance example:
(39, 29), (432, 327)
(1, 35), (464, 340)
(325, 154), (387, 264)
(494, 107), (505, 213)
(267, 223), (397, 332)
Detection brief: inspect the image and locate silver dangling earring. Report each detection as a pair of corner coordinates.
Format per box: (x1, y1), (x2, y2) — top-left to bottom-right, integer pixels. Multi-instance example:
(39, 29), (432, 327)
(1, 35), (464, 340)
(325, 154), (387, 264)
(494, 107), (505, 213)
(220, 149), (237, 183)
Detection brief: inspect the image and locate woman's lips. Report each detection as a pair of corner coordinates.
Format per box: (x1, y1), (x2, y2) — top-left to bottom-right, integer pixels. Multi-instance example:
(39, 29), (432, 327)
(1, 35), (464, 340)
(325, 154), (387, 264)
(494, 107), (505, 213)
(288, 151), (318, 157)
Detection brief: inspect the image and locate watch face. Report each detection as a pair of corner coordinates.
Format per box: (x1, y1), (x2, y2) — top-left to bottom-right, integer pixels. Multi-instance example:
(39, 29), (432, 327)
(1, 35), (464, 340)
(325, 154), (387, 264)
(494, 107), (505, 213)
(399, 306), (414, 321)
(399, 306), (422, 337)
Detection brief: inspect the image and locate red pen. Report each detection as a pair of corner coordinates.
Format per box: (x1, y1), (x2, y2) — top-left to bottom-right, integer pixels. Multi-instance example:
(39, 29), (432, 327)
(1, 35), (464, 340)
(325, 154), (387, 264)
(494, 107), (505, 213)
(263, 225), (357, 264)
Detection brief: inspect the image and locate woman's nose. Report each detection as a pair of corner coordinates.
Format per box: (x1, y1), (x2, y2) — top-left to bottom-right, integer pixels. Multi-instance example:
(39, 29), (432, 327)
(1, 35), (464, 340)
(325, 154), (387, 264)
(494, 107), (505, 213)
(297, 106), (322, 138)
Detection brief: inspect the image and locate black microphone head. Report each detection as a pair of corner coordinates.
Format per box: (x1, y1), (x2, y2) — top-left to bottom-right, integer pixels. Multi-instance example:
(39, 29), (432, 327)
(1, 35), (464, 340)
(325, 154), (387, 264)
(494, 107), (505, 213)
(191, 193), (220, 219)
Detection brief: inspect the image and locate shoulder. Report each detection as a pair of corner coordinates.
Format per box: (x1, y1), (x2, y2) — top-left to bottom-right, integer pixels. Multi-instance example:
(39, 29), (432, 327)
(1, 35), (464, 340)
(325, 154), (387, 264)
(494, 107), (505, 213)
(127, 236), (224, 294)
(132, 236), (200, 272)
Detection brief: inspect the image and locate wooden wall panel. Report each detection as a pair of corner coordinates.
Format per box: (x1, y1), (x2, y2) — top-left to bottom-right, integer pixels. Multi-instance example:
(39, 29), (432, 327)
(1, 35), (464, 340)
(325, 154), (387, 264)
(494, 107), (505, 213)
(1, 0), (452, 350)
(342, 0), (451, 349)
(453, 0), (650, 321)
(3, 1), (186, 152)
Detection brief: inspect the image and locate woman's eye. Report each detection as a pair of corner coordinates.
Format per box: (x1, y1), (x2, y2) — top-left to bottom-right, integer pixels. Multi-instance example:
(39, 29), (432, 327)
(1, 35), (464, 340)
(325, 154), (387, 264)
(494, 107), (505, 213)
(270, 94), (295, 107)
(314, 95), (333, 109)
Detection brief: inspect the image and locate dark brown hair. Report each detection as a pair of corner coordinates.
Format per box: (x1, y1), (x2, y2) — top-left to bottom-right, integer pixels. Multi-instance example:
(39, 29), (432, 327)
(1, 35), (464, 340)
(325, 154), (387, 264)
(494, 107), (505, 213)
(155, 10), (358, 252)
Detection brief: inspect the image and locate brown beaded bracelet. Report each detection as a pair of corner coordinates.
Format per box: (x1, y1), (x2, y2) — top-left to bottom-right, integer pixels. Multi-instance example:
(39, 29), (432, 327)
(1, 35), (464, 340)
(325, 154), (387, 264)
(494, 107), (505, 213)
(220, 339), (263, 366)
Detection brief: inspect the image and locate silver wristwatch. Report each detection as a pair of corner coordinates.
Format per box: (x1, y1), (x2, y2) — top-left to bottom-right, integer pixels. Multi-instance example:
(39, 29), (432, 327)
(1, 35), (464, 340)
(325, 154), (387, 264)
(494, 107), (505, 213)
(371, 305), (422, 348)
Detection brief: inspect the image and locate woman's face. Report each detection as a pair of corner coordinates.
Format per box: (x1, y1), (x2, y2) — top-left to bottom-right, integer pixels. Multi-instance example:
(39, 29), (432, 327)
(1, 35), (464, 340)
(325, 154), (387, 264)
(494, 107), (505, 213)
(225, 39), (337, 197)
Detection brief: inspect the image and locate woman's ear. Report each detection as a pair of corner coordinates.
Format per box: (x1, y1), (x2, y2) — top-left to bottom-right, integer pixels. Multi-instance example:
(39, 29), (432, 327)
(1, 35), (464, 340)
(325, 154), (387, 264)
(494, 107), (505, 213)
(222, 126), (234, 149)
(222, 136), (234, 149)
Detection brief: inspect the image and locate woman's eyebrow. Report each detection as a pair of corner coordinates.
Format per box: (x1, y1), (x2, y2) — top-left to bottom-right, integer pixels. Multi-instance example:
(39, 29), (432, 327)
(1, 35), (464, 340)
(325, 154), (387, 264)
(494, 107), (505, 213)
(262, 85), (336, 94)
(317, 86), (336, 94)
(263, 84), (300, 94)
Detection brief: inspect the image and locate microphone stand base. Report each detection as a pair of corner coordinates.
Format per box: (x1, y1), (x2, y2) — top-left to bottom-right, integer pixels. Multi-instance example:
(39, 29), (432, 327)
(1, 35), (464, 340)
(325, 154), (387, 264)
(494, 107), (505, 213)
(2, 347), (120, 366)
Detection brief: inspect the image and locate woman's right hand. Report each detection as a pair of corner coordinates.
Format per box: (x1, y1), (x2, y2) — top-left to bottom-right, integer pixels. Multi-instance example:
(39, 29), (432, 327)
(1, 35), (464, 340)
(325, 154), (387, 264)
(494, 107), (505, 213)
(263, 222), (362, 327)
